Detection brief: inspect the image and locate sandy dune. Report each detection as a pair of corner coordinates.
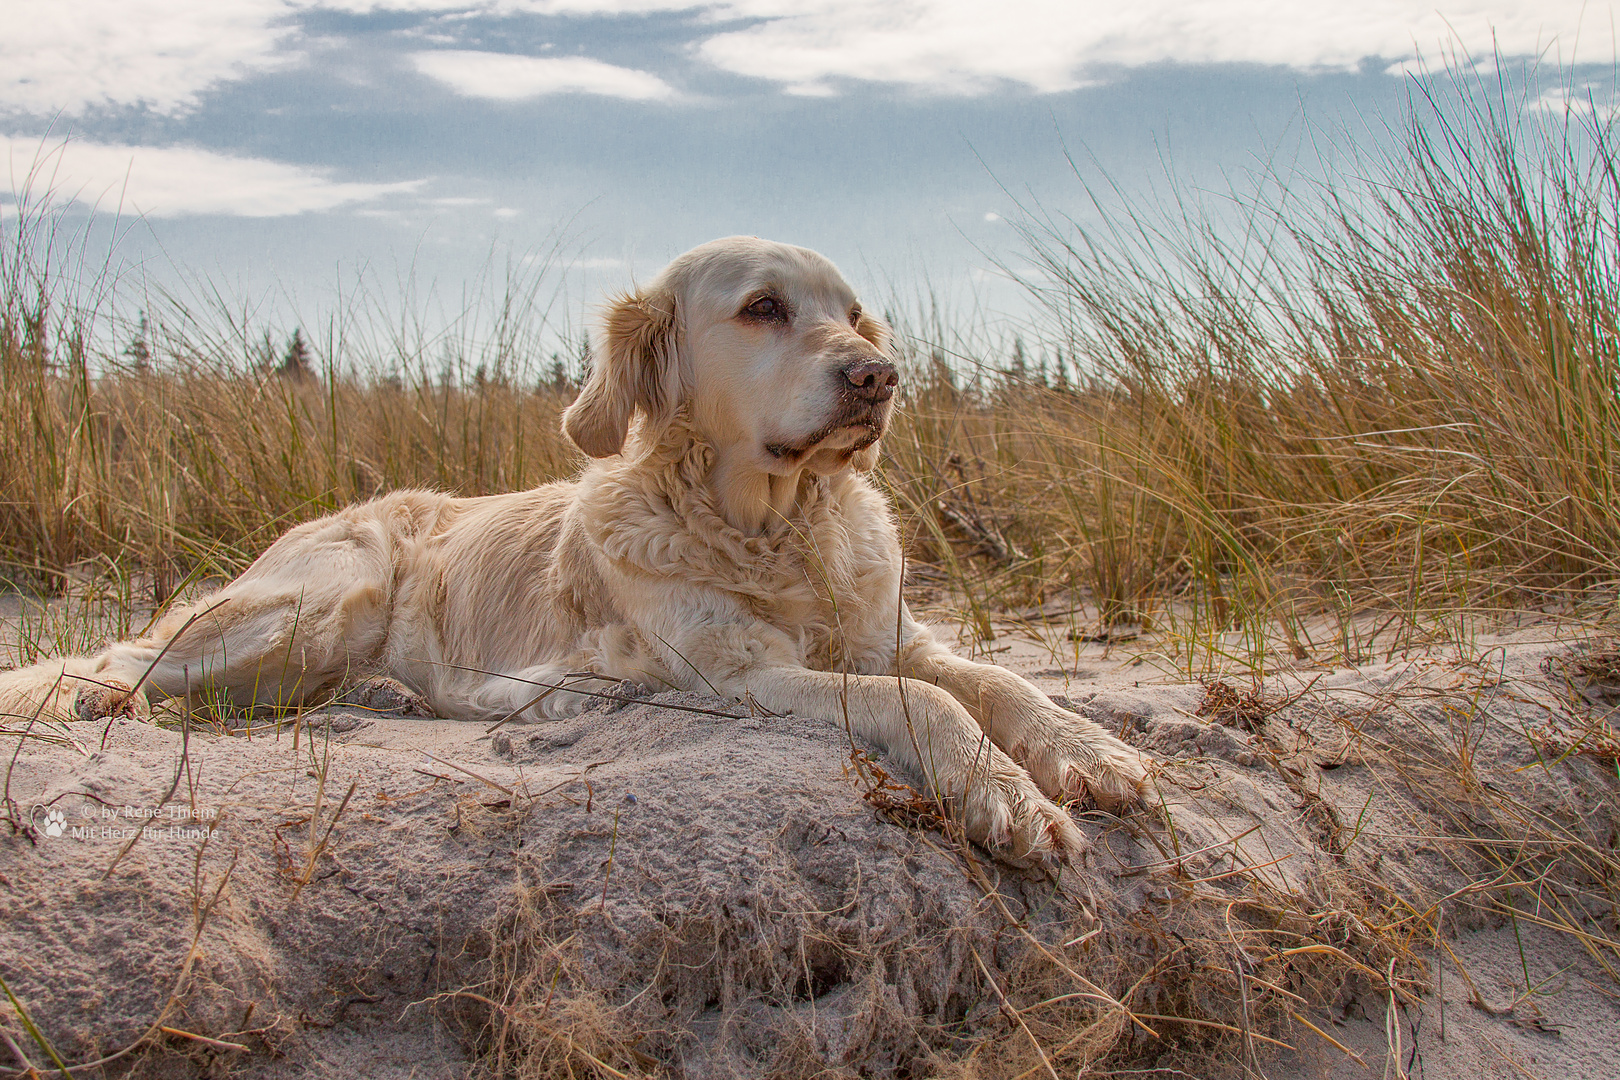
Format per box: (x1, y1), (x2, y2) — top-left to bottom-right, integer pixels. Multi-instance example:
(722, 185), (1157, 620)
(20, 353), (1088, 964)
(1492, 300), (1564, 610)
(2, 621), (1617, 1077)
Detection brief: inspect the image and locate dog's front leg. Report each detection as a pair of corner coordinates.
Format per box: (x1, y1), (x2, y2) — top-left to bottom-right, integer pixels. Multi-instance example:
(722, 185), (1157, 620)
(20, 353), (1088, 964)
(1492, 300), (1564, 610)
(756, 664), (1090, 864)
(656, 620), (1086, 864)
(898, 636), (1149, 811)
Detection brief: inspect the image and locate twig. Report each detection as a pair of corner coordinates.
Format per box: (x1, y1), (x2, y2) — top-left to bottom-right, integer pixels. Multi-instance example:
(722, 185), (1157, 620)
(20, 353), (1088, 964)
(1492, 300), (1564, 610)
(159, 696), (191, 805)
(970, 947), (1060, 1080)
(1289, 1011), (1369, 1068)
(404, 657), (746, 721)
(1130, 1015), (1294, 1050)
(1483, 1034), (1547, 1080)
(599, 807), (622, 912)
(291, 781), (356, 901)
(418, 753), (513, 797)
(413, 768), (460, 785)
(1175, 853), (1294, 886)
(157, 1027), (249, 1052)
(1384, 956), (1408, 1080)
(484, 671), (600, 734)
(565, 1035), (630, 1080)
(0, 1025), (35, 1075)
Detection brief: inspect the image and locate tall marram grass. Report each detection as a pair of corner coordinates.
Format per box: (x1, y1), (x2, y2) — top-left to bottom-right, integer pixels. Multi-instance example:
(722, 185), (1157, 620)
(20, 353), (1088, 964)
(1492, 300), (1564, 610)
(883, 67), (1620, 661)
(0, 209), (582, 605)
(3, 66), (1618, 663)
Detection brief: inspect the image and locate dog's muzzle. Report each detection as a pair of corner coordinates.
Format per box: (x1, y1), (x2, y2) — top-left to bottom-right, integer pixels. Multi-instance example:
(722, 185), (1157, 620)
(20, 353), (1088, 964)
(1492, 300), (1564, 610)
(764, 358), (898, 461)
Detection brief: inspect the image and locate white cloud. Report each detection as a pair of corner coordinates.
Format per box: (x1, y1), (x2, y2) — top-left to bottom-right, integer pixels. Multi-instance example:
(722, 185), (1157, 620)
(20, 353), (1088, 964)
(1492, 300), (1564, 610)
(1528, 83), (1616, 117)
(0, 0), (680, 115)
(0, 0), (1606, 116)
(323, 0), (693, 10)
(687, 1), (1608, 95)
(410, 50), (676, 99)
(0, 0), (297, 116)
(350, 1), (1620, 96)
(3, 136), (420, 217)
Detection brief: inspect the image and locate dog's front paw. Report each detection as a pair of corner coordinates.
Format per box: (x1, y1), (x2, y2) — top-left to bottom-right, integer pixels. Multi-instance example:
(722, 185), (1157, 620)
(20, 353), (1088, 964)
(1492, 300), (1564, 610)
(956, 760), (1087, 868)
(73, 680), (151, 723)
(1023, 713), (1151, 812)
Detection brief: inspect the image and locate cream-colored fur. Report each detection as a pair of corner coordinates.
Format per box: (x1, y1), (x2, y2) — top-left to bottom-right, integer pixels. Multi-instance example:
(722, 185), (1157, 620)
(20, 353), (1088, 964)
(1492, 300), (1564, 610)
(0, 237), (1147, 864)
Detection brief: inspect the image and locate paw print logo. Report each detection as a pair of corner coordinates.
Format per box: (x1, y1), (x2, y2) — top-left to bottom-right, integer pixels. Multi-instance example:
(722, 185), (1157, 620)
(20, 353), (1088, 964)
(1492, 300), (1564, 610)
(35, 807), (67, 838)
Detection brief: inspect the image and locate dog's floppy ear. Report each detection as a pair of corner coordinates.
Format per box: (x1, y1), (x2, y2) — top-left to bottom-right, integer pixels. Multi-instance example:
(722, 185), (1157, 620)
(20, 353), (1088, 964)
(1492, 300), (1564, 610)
(563, 287), (681, 458)
(853, 309), (892, 355)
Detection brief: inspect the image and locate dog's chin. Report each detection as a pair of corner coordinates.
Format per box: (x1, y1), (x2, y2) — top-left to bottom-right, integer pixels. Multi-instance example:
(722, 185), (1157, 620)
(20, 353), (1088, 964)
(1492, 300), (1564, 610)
(764, 418), (886, 473)
(805, 431), (883, 474)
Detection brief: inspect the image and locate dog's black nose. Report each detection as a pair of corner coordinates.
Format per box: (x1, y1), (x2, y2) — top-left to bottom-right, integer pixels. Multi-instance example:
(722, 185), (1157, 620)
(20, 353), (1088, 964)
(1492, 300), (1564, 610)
(841, 358), (898, 402)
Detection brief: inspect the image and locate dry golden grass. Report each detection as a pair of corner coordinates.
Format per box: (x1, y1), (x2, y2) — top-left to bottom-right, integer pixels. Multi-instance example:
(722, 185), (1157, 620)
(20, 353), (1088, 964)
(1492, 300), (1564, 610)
(882, 71), (1620, 673)
(0, 272), (555, 602)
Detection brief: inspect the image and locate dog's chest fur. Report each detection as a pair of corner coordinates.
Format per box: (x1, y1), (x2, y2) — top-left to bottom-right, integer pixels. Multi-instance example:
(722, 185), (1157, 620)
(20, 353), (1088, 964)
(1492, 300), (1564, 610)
(580, 435), (904, 674)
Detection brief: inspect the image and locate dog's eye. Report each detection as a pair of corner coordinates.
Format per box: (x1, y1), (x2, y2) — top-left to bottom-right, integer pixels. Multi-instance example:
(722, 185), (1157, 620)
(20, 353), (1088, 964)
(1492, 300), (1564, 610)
(742, 295), (787, 323)
(848, 305), (862, 328)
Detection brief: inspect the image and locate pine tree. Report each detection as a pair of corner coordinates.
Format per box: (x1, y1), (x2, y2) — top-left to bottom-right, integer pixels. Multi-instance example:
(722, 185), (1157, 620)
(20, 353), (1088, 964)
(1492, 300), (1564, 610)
(1007, 335), (1028, 384)
(277, 329), (313, 381)
(123, 313), (151, 371)
(546, 354), (573, 392)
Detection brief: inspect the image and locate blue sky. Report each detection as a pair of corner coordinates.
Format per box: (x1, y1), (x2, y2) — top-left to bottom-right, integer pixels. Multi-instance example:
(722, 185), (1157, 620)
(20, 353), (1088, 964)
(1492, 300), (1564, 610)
(0, 1), (1608, 356)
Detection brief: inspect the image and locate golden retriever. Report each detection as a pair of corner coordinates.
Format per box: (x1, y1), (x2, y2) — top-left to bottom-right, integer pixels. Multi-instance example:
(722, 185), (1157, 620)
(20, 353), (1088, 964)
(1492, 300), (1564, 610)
(0, 237), (1147, 863)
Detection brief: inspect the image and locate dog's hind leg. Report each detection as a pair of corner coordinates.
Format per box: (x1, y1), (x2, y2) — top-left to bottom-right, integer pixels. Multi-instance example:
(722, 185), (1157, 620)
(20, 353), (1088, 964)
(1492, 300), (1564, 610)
(112, 585), (387, 712)
(0, 654), (150, 725)
(0, 510), (398, 723)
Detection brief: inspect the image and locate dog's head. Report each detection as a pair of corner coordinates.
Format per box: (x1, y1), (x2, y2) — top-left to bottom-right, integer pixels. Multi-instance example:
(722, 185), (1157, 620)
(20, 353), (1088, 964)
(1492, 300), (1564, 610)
(563, 237), (897, 474)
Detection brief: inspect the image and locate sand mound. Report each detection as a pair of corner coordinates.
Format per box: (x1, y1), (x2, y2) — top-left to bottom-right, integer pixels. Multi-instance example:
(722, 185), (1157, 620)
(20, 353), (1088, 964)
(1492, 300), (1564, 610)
(2, 630), (1617, 1078)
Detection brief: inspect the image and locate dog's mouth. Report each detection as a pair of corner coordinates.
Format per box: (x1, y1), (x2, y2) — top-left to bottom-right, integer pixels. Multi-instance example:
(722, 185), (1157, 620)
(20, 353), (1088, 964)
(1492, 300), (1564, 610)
(765, 411), (887, 462)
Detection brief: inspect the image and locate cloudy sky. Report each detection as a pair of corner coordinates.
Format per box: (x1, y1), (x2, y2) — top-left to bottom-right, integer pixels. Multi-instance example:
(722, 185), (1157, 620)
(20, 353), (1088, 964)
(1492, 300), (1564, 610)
(0, 1), (1607, 349)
